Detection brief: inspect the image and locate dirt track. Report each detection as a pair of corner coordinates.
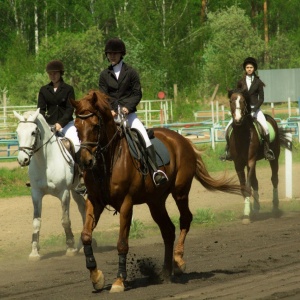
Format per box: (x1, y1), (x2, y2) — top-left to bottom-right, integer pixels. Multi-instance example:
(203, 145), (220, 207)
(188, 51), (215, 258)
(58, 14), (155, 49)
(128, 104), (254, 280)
(0, 161), (300, 299)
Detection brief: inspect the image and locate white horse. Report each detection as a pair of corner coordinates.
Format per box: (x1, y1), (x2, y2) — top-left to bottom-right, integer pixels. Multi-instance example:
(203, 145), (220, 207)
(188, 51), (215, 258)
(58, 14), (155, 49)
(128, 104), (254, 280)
(13, 108), (86, 261)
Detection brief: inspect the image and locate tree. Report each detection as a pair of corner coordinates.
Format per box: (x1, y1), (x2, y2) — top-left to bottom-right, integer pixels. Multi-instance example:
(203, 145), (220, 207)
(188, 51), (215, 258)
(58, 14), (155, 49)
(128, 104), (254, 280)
(37, 26), (105, 95)
(201, 6), (264, 98)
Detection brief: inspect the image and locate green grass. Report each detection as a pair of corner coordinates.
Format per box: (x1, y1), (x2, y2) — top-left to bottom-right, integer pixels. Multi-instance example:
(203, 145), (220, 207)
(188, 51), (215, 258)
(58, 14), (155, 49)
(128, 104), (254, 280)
(129, 219), (145, 239)
(0, 166), (31, 198)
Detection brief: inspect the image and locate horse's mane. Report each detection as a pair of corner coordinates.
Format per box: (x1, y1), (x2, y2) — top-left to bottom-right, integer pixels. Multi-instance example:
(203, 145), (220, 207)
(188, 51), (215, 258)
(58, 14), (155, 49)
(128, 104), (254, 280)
(78, 90), (111, 113)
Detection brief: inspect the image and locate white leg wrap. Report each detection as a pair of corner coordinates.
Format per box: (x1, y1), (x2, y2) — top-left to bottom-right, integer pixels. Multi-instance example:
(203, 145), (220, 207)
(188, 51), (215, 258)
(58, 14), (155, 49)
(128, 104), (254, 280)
(244, 197), (251, 216)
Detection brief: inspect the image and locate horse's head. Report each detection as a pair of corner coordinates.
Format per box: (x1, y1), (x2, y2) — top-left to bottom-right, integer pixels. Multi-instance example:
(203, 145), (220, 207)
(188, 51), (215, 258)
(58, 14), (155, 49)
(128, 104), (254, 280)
(228, 89), (251, 126)
(71, 90), (116, 170)
(13, 108), (41, 166)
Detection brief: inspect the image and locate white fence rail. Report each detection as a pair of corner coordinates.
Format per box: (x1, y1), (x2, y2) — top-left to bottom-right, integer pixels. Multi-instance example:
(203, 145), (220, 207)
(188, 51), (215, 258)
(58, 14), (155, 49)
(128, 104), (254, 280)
(0, 98), (173, 129)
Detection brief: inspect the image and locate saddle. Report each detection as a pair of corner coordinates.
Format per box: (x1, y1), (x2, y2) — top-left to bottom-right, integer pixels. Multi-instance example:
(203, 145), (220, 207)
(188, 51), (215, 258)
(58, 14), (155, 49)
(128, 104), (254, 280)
(119, 125), (170, 171)
(59, 137), (76, 161)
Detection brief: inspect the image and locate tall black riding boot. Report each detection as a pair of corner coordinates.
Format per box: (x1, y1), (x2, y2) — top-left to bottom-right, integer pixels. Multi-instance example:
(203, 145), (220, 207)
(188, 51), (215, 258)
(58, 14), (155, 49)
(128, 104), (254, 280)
(74, 151), (86, 194)
(219, 131), (232, 161)
(146, 145), (168, 186)
(264, 134), (275, 161)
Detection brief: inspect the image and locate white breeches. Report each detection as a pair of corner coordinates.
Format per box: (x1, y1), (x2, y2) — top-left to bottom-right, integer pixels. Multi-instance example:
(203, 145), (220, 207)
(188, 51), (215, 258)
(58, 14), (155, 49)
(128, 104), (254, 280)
(124, 112), (152, 148)
(61, 120), (81, 153)
(251, 108), (269, 134)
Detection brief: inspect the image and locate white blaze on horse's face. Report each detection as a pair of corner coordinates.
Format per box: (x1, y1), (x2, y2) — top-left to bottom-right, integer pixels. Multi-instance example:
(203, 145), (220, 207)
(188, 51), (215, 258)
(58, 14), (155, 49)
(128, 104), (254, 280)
(233, 95), (242, 122)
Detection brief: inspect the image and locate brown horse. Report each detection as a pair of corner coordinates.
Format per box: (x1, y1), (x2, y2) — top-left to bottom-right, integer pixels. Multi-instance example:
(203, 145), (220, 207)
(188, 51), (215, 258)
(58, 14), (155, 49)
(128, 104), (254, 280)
(227, 89), (292, 224)
(70, 90), (242, 293)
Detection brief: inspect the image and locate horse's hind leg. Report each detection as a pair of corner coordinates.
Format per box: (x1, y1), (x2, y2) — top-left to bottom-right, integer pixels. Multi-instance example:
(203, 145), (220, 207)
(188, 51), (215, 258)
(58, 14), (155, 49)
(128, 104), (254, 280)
(251, 168), (260, 215)
(60, 190), (77, 256)
(147, 198), (176, 281)
(270, 159), (280, 214)
(172, 194), (193, 276)
(71, 190), (86, 252)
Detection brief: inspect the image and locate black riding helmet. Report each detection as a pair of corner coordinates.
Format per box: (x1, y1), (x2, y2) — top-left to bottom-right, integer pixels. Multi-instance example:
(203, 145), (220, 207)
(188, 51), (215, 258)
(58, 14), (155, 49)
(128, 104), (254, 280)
(46, 60), (65, 75)
(104, 38), (126, 56)
(243, 57), (257, 71)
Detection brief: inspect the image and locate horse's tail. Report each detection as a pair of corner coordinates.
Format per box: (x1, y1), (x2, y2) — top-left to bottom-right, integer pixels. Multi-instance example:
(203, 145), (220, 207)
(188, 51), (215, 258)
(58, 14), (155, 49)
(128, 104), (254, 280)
(191, 144), (242, 195)
(278, 128), (293, 151)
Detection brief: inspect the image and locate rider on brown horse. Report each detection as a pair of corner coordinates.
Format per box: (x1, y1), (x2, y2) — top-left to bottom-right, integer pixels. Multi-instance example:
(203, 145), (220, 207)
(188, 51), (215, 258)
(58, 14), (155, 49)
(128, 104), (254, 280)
(99, 37), (168, 186)
(220, 57), (275, 161)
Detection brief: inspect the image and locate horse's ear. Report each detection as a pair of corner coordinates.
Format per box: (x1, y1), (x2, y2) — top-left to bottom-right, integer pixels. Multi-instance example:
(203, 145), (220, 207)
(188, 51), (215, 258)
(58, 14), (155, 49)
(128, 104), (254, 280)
(28, 108), (40, 122)
(91, 91), (98, 105)
(13, 110), (25, 122)
(227, 89), (234, 99)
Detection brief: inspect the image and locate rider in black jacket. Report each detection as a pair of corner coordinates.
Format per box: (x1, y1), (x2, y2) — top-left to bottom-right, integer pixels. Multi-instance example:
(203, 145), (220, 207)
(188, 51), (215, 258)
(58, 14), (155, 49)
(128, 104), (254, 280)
(37, 60), (86, 193)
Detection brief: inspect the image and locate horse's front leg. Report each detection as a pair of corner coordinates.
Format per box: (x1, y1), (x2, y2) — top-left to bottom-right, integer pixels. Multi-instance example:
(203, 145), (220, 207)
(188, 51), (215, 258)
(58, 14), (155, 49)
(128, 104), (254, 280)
(110, 199), (133, 293)
(29, 189), (43, 261)
(235, 166), (251, 224)
(81, 197), (105, 291)
(243, 160), (257, 223)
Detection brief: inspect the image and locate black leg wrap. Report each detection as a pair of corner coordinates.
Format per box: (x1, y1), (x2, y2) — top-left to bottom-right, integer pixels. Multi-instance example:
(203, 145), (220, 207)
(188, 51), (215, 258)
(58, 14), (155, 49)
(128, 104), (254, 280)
(117, 253), (127, 280)
(32, 232), (39, 243)
(84, 244), (97, 270)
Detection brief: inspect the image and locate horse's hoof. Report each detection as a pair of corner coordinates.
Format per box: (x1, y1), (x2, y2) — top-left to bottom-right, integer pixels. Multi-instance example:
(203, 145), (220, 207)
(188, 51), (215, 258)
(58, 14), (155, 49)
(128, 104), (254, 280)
(28, 254), (41, 261)
(242, 216), (251, 225)
(92, 270), (105, 291)
(66, 248), (78, 256)
(110, 278), (124, 293)
(272, 208), (281, 218)
(173, 262), (186, 275)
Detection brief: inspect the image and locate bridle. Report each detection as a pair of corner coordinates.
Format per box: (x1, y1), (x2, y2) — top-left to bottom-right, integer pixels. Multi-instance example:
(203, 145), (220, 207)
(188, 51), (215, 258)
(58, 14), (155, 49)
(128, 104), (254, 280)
(18, 120), (55, 160)
(75, 111), (121, 163)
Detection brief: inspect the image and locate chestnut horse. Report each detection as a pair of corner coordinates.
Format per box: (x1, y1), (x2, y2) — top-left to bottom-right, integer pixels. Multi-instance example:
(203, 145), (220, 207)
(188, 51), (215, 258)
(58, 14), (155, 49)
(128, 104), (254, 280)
(227, 89), (292, 224)
(70, 90), (242, 293)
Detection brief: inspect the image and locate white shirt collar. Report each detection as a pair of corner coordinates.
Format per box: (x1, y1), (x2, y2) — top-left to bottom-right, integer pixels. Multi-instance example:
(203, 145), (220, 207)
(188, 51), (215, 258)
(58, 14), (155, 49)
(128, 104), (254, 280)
(113, 60), (123, 79)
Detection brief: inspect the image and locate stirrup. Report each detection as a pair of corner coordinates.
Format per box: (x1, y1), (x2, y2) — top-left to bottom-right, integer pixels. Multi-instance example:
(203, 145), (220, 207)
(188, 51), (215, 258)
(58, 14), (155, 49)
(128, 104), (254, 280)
(75, 182), (87, 195)
(219, 152), (232, 162)
(265, 150), (275, 161)
(152, 170), (168, 187)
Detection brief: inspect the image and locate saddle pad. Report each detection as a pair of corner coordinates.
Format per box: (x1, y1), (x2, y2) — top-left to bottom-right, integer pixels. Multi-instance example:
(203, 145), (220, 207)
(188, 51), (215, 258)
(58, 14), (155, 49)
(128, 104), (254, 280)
(127, 135), (170, 167)
(253, 121), (275, 143)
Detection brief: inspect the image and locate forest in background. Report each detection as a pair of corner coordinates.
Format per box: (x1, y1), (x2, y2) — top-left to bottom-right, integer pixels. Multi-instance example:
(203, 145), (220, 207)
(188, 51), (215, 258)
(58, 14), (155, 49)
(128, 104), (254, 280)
(1, 0), (300, 121)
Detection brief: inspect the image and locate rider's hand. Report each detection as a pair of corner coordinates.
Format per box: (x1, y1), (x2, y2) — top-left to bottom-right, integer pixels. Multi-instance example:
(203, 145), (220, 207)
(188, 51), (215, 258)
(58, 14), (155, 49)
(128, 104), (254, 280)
(122, 107), (129, 115)
(55, 123), (62, 131)
(111, 110), (117, 117)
